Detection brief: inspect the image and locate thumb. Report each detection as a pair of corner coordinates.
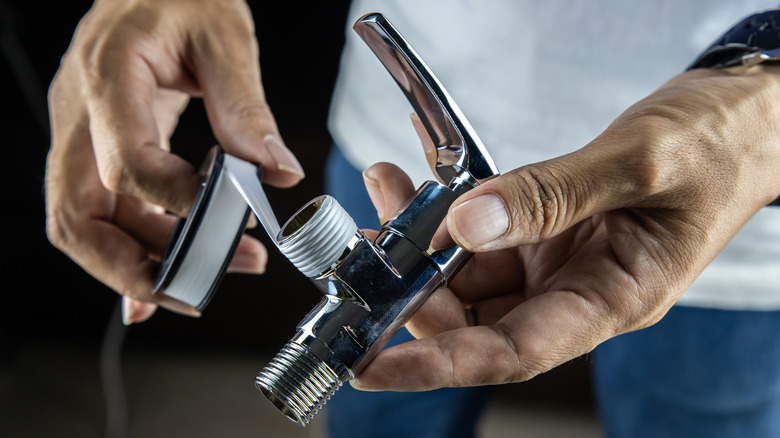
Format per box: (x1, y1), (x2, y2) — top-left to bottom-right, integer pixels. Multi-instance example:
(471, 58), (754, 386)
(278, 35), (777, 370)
(191, 10), (304, 188)
(446, 148), (637, 251)
(362, 162), (416, 224)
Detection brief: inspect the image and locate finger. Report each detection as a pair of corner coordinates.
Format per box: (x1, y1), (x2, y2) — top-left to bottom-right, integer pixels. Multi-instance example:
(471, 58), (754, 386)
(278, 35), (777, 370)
(444, 146), (640, 252)
(48, 75), (200, 322)
(190, 4), (304, 188)
(226, 235), (268, 274)
(85, 31), (202, 217)
(362, 162), (416, 223)
(361, 160), (467, 339)
(78, 191), (215, 317)
(355, 289), (613, 391)
(404, 287), (470, 340)
(122, 296), (158, 325)
(361, 229), (379, 240)
(431, 221), (456, 251)
(411, 112), (458, 251)
(405, 249), (525, 339)
(46, 153), (196, 317)
(410, 112), (438, 173)
(469, 294), (528, 326)
(117, 192), (268, 274)
(113, 196), (176, 257)
(62, 211), (201, 317)
(152, 88), (190, 151)
(447, 250), (525, 302)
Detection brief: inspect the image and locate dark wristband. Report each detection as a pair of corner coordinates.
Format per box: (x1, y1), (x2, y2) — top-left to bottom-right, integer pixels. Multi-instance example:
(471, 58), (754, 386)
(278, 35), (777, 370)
(687, 10), (780, 70)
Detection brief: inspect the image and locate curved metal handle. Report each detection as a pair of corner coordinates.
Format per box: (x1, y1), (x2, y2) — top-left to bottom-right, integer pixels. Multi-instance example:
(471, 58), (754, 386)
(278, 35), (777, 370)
(353, 13), (499, 187)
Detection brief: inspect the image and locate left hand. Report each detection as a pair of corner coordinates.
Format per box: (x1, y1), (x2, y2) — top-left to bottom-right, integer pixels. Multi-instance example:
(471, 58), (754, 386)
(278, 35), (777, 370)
(45, 0), (303, 323)
(355, 66), (780, 391)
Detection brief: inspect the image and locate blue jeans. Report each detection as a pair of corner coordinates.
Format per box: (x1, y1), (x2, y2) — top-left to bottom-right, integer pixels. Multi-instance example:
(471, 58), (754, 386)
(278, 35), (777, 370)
(593, 306), (780, 438)
(324, 145), (780, 438)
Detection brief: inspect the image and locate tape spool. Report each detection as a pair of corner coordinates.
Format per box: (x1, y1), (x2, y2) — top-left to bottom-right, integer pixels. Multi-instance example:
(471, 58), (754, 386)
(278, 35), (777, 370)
(153, 146), (253, 311)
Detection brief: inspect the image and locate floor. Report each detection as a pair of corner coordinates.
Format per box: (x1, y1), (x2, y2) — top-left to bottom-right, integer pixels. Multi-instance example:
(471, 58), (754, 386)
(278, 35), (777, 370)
(0, 337), (602, 438)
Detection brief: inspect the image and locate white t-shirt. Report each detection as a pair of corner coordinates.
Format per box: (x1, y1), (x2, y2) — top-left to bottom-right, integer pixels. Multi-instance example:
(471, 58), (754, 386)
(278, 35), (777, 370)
(328, 0), (780, 310)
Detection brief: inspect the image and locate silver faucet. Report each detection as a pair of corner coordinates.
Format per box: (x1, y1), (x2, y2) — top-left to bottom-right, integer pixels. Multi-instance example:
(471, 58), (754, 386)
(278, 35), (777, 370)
(255, 12), (500, 426)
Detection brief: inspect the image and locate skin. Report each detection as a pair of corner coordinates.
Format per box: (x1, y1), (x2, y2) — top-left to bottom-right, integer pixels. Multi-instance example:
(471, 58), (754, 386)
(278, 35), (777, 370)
(357, 68), (780, 391)
(45, 0), (304, 323)
(46, 0), (779, 389)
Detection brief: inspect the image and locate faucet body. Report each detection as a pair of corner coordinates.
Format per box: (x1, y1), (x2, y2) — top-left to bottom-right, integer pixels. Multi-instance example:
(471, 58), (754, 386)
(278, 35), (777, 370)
(255, 12), (500, 425)
(256, 180), (471, 425)
(303, 179), (471, 371)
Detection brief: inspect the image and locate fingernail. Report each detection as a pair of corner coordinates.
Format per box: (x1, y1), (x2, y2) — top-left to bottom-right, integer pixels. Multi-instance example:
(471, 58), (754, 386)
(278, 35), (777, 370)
(362, 169), (385, 219)
(449, 194), (509, 249)
(246, 214), (258, 229)
(121, 296), (135, 326)
(263, 134), (305, 178)
(349, 378), (379, 392)
(158, 296), (202, 318)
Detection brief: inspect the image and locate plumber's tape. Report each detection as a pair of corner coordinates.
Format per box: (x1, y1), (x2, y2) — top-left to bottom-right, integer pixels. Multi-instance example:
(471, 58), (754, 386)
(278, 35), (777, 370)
(153, 146), (280, 311)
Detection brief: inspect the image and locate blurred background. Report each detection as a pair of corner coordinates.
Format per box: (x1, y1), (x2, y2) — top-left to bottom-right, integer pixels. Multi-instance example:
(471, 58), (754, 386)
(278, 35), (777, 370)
(1, 0), (600, 436)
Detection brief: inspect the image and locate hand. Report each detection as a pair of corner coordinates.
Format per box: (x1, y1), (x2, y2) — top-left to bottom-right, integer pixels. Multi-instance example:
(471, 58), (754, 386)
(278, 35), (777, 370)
(45, 0), (305, 323)
(355, 67), (780, 391)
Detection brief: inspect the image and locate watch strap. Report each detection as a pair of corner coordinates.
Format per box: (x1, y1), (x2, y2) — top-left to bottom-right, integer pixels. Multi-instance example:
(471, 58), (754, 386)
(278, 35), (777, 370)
(687, 10), (780, 70)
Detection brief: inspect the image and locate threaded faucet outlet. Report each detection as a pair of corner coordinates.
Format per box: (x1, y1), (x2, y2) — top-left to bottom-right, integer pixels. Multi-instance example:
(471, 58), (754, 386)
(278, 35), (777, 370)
(276, 195), (358, 278)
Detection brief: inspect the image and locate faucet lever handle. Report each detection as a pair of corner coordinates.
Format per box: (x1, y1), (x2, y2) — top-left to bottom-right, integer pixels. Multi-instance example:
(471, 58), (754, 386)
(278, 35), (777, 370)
(353, 13), (500, 187)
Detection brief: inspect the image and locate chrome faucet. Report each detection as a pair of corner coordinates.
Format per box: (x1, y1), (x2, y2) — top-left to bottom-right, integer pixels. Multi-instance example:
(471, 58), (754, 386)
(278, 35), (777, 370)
(255, 13), (500, 426)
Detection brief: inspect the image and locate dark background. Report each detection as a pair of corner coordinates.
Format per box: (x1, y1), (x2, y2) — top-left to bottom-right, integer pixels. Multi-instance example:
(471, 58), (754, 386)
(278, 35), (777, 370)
(1, 1), (595, 436)
(2, 0), (351, 350)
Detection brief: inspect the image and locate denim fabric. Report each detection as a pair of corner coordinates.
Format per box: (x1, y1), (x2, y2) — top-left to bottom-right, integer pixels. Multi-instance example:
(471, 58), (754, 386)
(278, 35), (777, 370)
(593, 306), (780, 438)
(323, 146), (493, 438)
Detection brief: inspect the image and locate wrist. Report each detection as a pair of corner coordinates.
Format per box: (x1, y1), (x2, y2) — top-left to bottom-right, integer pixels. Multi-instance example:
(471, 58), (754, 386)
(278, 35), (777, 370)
(688, 9), (780, 207)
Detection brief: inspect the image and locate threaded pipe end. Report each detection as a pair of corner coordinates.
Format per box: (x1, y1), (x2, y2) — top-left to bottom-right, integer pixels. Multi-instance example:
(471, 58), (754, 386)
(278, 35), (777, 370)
(277, 195), (358, 278)
(255, 341), (343, 426)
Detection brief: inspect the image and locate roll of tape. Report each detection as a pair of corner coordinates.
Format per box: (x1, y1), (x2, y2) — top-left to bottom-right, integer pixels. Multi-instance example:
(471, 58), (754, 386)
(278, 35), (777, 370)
(153, 146), (269, 311)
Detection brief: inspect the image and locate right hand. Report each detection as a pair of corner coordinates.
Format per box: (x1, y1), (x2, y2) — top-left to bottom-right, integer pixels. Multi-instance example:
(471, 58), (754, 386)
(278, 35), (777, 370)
(45, 0), (305, 323)
(356, 67), (780, 392)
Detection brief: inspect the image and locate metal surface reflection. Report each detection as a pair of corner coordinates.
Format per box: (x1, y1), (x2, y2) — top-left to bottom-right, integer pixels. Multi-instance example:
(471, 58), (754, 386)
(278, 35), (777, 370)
(255, 13), (500, 426)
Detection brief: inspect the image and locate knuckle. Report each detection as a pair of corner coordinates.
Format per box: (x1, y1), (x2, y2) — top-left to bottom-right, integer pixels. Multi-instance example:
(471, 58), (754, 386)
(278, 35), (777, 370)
(45, 199), (83, 256)
(217, 95), (274, 137)
(206, 0), (257, 45)
(599, 280), (671, 336)
(504, 335), (551, 382)
(193, 5), (259, 64)
(97, 149), (146, 197)
(45, 181), (72, 251)
(617, 115), (679, 199)
(97, 155), (129, 193)
(512, 165), (573, 240)
(72, 29), (110, 86)
(47, 69), (69, 104)
(74, 38), (97, 74)
(45, 212), (69, 250)
(227, 97), (271, 123)
(75, 12), (149, 88)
